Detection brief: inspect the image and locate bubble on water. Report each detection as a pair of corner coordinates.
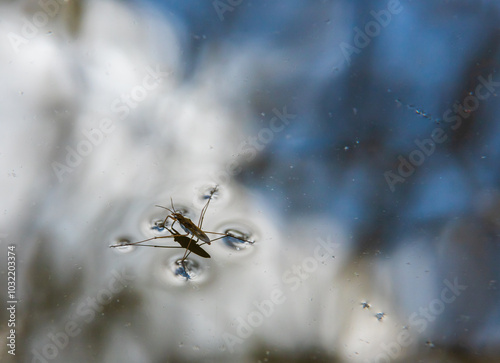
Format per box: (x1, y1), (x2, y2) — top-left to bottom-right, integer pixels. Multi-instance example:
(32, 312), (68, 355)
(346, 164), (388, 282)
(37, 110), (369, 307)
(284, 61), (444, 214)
(157, 255), (209, 286)
(111, 237), (136, 254)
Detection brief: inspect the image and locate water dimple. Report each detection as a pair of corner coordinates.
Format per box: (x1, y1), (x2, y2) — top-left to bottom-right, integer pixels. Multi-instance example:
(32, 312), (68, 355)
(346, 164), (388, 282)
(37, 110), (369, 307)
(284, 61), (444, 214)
(200, 184), (220, 201)
(216, 223), (256, 252)
(173, 258), (203, 280)
(151, 218), (167, 232)
(375, 312), (387, 321)
(194, 183), (230, 208)
(157, 255), (209, 285)
(111, 237), (136, 254)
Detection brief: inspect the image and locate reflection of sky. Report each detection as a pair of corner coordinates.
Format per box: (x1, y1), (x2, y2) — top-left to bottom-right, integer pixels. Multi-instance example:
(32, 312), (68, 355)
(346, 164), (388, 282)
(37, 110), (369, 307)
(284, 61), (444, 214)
(2, 0), (500, 361)
(143, 0), (500, 352)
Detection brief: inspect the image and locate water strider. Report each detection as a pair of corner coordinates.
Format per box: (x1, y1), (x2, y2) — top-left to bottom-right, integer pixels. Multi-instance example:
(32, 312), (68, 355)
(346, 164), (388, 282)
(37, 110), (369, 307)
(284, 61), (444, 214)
(110, 186), (255, 277)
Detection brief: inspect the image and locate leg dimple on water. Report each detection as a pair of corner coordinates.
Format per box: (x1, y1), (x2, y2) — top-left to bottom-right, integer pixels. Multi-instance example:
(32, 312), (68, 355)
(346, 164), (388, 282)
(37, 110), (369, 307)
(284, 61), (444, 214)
(156, 256), (210, 286)
(173, 258), (200, 280)
(201, 184), (220, 201)
(112, 237), (136, 253)
(151, 218), (166, 232)
(217, 224), (256, 251)
(194, 183), (231, 208)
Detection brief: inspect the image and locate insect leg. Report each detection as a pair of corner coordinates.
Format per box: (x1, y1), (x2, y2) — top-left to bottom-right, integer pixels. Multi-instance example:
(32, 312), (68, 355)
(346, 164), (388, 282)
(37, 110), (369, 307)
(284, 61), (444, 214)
(130, 244), (185, 249)
(202, 230), (254, 244)
(198, 185), (218, 229)
(180, 235), (195, 261)
(162, 214), (177, 230)
(109, 235), (178, 248)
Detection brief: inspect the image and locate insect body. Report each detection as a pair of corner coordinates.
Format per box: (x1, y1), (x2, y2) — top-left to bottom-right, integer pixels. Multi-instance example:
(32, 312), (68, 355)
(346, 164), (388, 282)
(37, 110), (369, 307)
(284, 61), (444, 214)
(129, 225), (211, 259)
(156, 205), (211, 244)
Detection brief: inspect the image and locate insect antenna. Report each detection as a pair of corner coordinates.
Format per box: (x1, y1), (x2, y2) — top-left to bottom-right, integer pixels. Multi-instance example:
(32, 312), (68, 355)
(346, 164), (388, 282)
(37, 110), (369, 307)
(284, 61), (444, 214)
(155, 205), (174, 214)
(170, 197), (176, 213)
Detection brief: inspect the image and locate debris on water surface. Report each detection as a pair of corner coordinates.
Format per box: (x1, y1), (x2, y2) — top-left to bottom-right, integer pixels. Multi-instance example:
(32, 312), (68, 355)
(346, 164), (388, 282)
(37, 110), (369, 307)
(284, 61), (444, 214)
(375, 312), (386, 321)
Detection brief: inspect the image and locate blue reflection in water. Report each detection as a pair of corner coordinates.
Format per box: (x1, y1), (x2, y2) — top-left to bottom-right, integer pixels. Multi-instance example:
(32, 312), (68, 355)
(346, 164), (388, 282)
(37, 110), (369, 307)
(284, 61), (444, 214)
(137, 0), (500, 356)
(11, 0), (499, 361)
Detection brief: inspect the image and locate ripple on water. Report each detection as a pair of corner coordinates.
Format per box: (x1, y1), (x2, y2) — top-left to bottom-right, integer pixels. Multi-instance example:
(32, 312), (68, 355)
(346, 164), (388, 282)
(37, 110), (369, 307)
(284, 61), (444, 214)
(111, 237), (136, 254)
(215, 222), (257, 255)
(156, 255), (210, 286)
(193, 183), (230, 209)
